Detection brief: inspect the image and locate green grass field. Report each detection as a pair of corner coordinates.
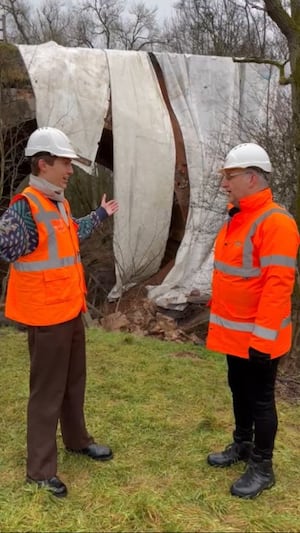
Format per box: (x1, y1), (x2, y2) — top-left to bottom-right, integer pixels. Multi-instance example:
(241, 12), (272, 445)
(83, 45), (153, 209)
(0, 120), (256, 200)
(0, 327), (300, 532)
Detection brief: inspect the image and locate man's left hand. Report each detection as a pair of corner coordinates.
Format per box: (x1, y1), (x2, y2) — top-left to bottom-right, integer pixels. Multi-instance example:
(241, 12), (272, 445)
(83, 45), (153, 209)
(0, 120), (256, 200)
(101, 194), (119, 216)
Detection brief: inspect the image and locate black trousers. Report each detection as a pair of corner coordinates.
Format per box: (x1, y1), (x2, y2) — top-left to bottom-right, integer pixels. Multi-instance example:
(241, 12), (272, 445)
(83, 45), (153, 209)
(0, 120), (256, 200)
(27, 314), (93, 479)
(227, 354), (280, 460)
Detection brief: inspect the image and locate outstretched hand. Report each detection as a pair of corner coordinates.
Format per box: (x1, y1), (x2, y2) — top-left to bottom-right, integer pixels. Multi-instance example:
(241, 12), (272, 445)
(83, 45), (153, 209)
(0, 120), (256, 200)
(101, 193), (119, 216)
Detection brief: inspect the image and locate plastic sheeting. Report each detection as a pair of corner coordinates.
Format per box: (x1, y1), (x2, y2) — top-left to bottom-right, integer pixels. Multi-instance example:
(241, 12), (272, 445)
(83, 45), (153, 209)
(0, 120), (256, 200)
(106, 51), (176, 299)
(17, 43), (278, 309)
(18, 41), (110, 173)
(147, 53), (278, 309)
(17, 43), (176, 300)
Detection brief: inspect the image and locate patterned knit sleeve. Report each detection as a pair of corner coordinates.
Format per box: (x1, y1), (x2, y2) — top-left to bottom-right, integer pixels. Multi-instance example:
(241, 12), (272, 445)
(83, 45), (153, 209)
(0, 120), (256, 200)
(75, 206), (108, 242)
(0, 199), (38, 262)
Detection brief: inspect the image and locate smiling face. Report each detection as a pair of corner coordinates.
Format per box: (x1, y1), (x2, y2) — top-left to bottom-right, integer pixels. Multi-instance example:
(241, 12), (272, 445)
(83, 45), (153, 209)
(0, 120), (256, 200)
(221, 168), (253, 206)
(37, 156), (74, 190)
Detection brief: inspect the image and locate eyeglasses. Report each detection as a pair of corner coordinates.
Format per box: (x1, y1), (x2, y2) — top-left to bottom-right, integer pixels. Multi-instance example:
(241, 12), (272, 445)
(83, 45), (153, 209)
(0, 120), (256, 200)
(222, 171), (250, 181)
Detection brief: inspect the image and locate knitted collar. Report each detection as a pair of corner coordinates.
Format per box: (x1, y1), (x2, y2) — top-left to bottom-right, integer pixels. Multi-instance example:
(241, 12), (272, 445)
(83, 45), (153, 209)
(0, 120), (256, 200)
(29, 174), (65, 203)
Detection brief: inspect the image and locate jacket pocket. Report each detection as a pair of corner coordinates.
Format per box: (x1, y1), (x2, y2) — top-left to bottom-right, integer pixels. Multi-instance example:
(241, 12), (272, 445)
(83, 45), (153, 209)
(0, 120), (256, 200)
(43, 268), (71, 304)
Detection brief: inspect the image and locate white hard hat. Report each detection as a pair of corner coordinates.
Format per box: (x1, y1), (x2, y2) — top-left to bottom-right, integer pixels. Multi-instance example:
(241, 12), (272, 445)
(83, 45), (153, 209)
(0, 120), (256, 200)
(25, 127), (79, 159)
(220, 143), (272, 173)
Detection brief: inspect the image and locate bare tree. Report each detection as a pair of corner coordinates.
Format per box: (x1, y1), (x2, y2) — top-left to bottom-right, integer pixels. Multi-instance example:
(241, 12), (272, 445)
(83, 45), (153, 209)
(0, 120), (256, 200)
(116, 2), (163, 51)
(1, 0), (164, 50)
(0, 0), (33, 43)
(31, 0), (74, 46)
(0, 0), (77, 45)
(238, 85), (295, 211)
(68, 6), (98, 48)
(162, 0), (284, 57)
(79, 0), (124, 49)
(229, 2), (300, 227)
(80, 0), (163, 50)
(257, 0), (300, 372)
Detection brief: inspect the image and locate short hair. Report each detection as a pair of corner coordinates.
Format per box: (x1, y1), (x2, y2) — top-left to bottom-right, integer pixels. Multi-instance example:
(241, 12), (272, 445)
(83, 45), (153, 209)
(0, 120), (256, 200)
(246, 166), (270, 185)
(30, 152), (57, 176)
(247, 166), (269, 178)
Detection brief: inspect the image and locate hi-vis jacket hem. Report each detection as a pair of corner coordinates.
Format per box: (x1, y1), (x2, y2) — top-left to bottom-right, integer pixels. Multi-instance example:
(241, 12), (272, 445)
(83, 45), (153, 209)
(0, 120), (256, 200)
(5, 187), (87, 326)
(206, 188), (299, 359)
(210, 313), (291, 340)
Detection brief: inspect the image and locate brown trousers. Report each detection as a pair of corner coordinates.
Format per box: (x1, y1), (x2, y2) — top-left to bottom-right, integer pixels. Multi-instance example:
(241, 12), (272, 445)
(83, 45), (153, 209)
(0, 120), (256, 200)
(27, 313), (93, 479)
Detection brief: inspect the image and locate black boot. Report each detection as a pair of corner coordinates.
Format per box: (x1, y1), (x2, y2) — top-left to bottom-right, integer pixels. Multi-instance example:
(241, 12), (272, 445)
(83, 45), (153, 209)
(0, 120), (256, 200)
(207, 441), (253, 467)
(230, 454), (275, 498)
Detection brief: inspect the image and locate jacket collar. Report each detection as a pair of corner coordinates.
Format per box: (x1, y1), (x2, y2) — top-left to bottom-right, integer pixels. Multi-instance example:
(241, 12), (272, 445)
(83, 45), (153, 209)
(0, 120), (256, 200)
(228, 188), (273, 215)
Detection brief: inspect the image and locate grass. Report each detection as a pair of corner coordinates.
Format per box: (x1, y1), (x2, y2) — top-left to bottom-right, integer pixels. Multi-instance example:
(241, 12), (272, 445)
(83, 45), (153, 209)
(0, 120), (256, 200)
(0, 327), (300, 532)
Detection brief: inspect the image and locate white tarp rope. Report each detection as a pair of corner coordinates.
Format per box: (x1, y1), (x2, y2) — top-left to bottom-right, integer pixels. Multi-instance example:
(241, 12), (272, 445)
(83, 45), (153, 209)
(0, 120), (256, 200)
(18, 41), (110, 173)
(106, 50), (175, 299)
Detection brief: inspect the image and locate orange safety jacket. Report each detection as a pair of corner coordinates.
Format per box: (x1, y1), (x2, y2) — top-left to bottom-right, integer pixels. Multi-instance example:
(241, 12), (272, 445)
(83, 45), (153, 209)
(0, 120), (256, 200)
(5, 187), (87, 326)
(206, 188), (299, 359)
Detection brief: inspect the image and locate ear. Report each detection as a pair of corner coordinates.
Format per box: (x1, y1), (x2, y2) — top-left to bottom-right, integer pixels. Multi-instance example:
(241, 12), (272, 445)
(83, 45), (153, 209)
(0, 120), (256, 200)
(248, 172), (257, 189)
(38, 158), (48, 173)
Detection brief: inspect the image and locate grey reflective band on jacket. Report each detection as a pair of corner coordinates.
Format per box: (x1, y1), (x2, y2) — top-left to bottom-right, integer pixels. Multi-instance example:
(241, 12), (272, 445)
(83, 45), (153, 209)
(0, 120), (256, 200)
(215, 208), (296, 277)
(13, 192), (81, 272)
(210, 313), (291, 341)
(214, 261), (260, 277)
(260, 255), (296, 268)
(14, 255), (81, 271)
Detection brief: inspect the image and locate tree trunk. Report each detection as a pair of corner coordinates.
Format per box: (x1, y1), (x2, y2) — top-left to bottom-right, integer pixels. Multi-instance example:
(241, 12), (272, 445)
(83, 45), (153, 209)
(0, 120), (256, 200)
(285, 33), (300, 369)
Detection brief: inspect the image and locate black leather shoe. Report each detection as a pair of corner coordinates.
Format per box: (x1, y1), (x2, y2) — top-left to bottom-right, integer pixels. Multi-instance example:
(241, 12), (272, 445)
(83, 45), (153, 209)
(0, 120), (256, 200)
(26, 476), (67, 498)
(230, 456), (275, 498)
(66, 442), (113, 461)
(207, 441), (253, 467)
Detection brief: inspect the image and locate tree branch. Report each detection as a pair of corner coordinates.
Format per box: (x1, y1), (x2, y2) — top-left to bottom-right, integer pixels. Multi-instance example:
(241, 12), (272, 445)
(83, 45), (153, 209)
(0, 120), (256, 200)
(233, 55), (292, 85)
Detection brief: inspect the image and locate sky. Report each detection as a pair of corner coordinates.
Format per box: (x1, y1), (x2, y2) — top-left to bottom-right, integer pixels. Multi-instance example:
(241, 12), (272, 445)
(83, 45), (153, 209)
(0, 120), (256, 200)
(146, 0), (176, 20)
(27, 0), (176, 21)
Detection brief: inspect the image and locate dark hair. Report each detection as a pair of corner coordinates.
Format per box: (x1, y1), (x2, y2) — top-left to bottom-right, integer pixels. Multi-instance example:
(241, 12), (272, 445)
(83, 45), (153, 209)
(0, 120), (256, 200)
(30, 152), (57, 175)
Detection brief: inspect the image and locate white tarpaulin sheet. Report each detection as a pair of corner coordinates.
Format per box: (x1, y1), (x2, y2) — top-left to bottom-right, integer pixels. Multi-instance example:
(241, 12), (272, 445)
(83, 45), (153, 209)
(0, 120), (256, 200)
(147, 53), (278, 309)
(18, 41), (110, 172)
(16, 44), (278, 309)
(106, 50), (175, 299)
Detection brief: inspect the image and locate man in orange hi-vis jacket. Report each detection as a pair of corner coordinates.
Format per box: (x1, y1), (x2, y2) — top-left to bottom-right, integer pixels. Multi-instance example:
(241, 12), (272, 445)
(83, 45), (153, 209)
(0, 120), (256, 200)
(206, 143), (299, 499)
(0, 127), (119, 498)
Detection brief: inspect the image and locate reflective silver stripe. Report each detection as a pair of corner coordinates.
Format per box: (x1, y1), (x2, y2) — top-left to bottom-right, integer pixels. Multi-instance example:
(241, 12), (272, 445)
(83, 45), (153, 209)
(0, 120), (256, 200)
(14, 254), (81, 272)
(210, 312), (291, 339)
(216, 207), (295, 278)
(210, 313), (254, 332)
(281, 316), (291, 328)
(260, 255), (297, 268)
(214, 260), (260, 277)
(242, 208), (292, 271)
(252, 316), (291, 339)
(14, 191), (79, 272)
(252, 324), (277, 341)
(25, 192), (62, 263)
